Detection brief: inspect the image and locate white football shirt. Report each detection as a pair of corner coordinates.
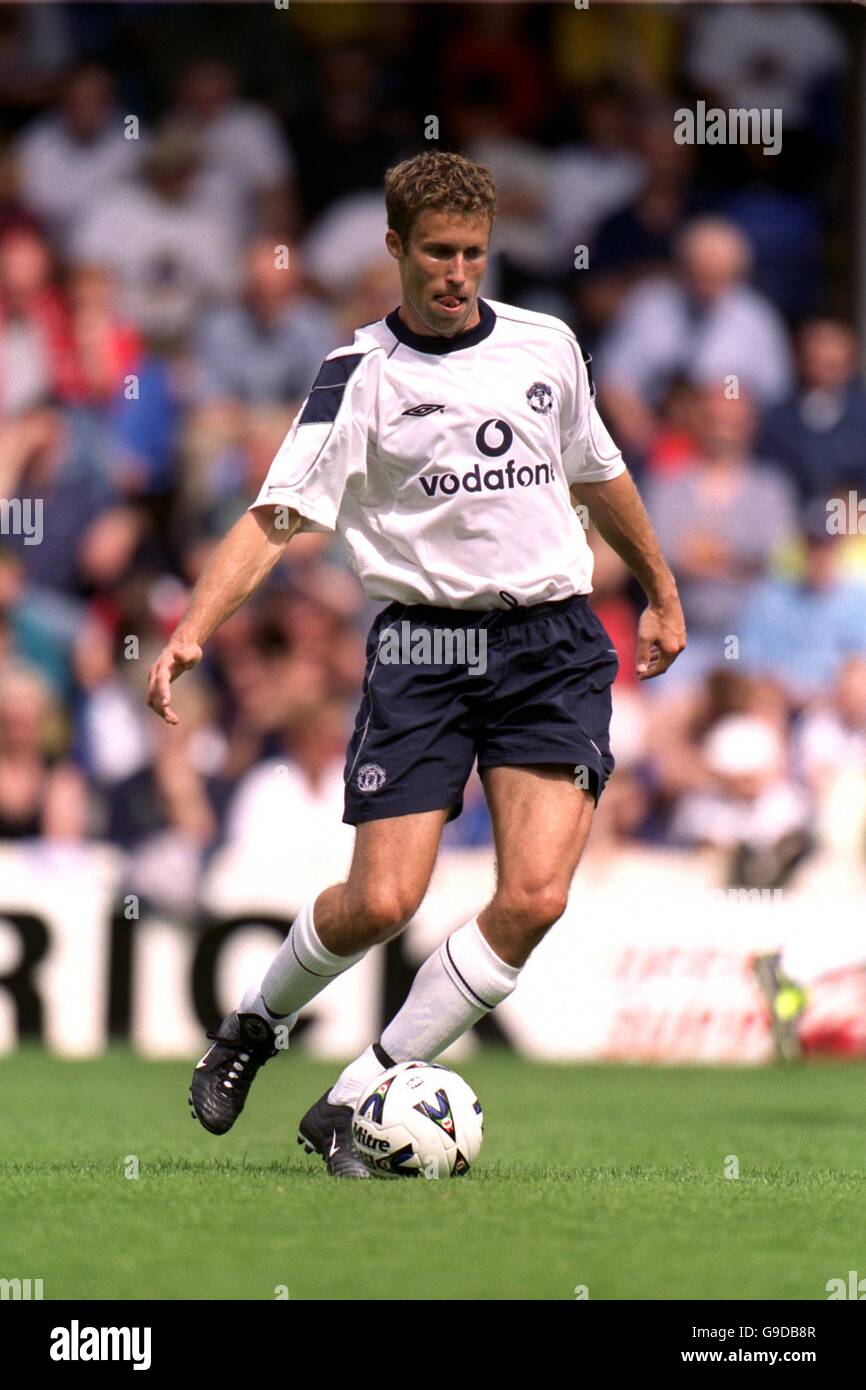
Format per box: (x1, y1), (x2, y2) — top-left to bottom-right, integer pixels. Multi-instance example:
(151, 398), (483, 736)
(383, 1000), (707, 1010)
(250, 297), (626, 609)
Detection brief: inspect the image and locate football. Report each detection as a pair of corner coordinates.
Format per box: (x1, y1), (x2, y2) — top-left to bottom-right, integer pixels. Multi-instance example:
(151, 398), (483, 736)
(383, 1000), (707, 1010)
(352, 1062), (484, 1178)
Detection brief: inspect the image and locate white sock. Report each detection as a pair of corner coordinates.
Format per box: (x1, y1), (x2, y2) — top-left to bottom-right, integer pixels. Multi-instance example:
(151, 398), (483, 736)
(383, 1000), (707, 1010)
(328, 917), (520, 1106)
(240, 897), (368, 1027)
(328, 1043), (385, 1106)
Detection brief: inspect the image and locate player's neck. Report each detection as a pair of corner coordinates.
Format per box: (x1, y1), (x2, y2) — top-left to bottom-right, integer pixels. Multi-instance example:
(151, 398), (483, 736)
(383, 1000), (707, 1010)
(397, 300), (481, 340)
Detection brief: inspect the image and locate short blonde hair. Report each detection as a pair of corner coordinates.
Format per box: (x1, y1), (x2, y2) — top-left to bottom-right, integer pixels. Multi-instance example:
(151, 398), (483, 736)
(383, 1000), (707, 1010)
(384, 151), (496, 247)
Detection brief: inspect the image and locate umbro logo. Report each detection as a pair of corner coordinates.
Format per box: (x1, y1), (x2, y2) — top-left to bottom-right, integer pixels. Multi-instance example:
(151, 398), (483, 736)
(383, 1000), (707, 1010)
(402, 403), (446, 417)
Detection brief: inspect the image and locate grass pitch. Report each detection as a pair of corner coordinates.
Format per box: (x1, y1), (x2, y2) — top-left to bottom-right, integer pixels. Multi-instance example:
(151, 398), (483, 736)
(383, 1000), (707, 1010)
(1, 1048), (864, 1300)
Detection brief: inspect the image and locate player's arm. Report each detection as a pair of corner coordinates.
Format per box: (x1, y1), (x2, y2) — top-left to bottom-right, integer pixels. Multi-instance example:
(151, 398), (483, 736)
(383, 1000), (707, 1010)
(148, 344), (375, 722)
(147, 506), (303, 724)
(570, 470), (686, 680)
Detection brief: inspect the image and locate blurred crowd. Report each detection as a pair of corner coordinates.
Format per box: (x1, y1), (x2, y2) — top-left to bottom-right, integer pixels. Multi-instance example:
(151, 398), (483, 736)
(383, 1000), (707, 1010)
(1, 2), (865, 908)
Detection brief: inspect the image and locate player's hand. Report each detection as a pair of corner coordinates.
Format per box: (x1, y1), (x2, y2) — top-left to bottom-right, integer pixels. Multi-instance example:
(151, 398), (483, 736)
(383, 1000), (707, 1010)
(146, 637), (203, 724)
(636, 598), (686, 681)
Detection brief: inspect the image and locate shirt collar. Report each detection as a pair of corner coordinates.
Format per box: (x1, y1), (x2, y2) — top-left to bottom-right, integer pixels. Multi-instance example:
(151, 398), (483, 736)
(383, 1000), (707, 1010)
(385, 298), (496, 355)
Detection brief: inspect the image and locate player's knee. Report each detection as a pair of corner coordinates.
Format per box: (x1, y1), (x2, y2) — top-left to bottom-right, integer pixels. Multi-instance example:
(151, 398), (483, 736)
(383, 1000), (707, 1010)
(352, 888), (417, 944)
(494, 883), (569, 935)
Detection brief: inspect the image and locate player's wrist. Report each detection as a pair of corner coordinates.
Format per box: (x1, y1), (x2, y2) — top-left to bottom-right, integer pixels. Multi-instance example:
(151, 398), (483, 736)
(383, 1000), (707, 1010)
(170, 622), (206, 654)
(642, 570), (680, 609)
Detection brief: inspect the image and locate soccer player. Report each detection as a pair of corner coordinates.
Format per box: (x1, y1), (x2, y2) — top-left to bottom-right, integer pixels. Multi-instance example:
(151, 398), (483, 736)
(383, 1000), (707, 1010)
(147, 152), (686, 1177)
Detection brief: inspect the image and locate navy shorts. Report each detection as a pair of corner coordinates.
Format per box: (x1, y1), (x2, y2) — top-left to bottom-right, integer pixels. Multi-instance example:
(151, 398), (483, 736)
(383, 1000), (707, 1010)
(343, 593), (619, 825)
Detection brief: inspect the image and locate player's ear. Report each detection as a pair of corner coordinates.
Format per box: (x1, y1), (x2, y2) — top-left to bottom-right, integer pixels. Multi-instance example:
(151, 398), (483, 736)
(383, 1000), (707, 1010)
(385, 227), (405, 260)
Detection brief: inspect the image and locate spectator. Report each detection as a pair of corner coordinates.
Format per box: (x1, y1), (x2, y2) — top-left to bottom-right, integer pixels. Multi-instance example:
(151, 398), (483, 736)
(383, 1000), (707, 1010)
(224, 699), (354, 868)
(214, 616), (332, 747)
(0, 406), (117, 592)
(723, 188), (825, 321)
(794, 656), (866, 864)
(0, 136), (43, 240)
(194, 237), (337, 406)
(0, 662), (87, 841)
(303, 190), (390, 302)
(739, 505), (866, 705)
(335, 255), (401, 343)
(14, 62), (140, 250)
(646, 387), (798, 685)
(290, 44), (401, 222)
(108, 673), (223, 913)
(648, 669), (812, 881)
(685, 6), (846, 133)
(0, 6), (74, 113)
(72, 615), (154, 804)
(71, 123), (238, 347)
(185, 404), (299, 532)
(64, 264), (141, 409)
(0, 225), (81, 417)
(441, 6), (547, 140)
(168, 58), (297, 243)
(759, 319), (866, 506)
(669, 709), (812, 884)
(796, 655), (866, 794)
(644, 377), (702, 480)
(0, 543), (81, 699)
(647, 667), (781, 800)
(596, 217), (793, 458)
(547, 79), (644, 263)
(591, 106), (704, 281)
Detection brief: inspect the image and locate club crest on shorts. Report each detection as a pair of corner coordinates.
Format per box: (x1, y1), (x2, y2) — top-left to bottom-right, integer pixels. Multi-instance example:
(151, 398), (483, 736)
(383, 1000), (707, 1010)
(356, 762), (387, 793)
(526, 381), (554, 414)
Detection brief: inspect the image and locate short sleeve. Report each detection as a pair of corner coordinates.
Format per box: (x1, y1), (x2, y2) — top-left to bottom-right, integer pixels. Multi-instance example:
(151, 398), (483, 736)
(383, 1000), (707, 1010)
(248, 348), (376, 533)
(560, 336), (627, 485)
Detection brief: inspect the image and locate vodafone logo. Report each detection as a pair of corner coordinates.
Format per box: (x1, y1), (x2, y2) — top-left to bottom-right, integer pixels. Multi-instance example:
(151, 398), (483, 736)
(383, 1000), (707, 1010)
(417, 418), (555, 498)
(475, 418), (513, 456)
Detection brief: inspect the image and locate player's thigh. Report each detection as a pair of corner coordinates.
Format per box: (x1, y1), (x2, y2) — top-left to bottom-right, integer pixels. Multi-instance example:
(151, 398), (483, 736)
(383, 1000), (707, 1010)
(481, 764), (594, 897)
(343, 807), (450, 926)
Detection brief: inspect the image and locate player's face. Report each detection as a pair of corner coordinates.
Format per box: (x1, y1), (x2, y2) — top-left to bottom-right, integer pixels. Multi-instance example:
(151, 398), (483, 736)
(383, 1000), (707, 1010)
(387, 209), (490, 338)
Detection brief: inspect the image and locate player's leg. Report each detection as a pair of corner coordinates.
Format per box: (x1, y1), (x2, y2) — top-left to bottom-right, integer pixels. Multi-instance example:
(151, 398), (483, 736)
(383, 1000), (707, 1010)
(376, 765), (594, 1061)
(189, 808), (448, 1142)
(477, 764), (595, 962)
(247, 804), (448, 1018)
(323, 597), (615, 1173)
(189, 594), (474, 1144)
(327, 595), (615, 1112)
(329, 766), (594, 1105)
(289, 808), (453, 1175)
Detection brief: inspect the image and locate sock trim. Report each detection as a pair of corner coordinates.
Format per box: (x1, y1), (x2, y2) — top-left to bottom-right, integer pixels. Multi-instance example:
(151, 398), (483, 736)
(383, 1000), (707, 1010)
(290, 925), (338, 980)
(444, 936), (495, 1010)
(373, 1040), (395, 1069)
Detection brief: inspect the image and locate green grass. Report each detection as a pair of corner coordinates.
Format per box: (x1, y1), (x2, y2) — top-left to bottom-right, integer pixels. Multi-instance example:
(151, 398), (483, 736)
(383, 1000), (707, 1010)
(1, 1048), (865, 1300)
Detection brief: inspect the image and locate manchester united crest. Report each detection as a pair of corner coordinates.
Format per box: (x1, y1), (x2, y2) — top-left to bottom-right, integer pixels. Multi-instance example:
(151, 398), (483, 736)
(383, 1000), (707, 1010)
(356, 762), (387, 793)
(526, 381), (554, 414)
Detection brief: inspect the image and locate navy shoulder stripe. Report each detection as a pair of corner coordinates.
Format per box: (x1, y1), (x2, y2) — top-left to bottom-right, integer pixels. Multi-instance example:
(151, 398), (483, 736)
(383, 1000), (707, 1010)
(298, 352), (367, 426)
